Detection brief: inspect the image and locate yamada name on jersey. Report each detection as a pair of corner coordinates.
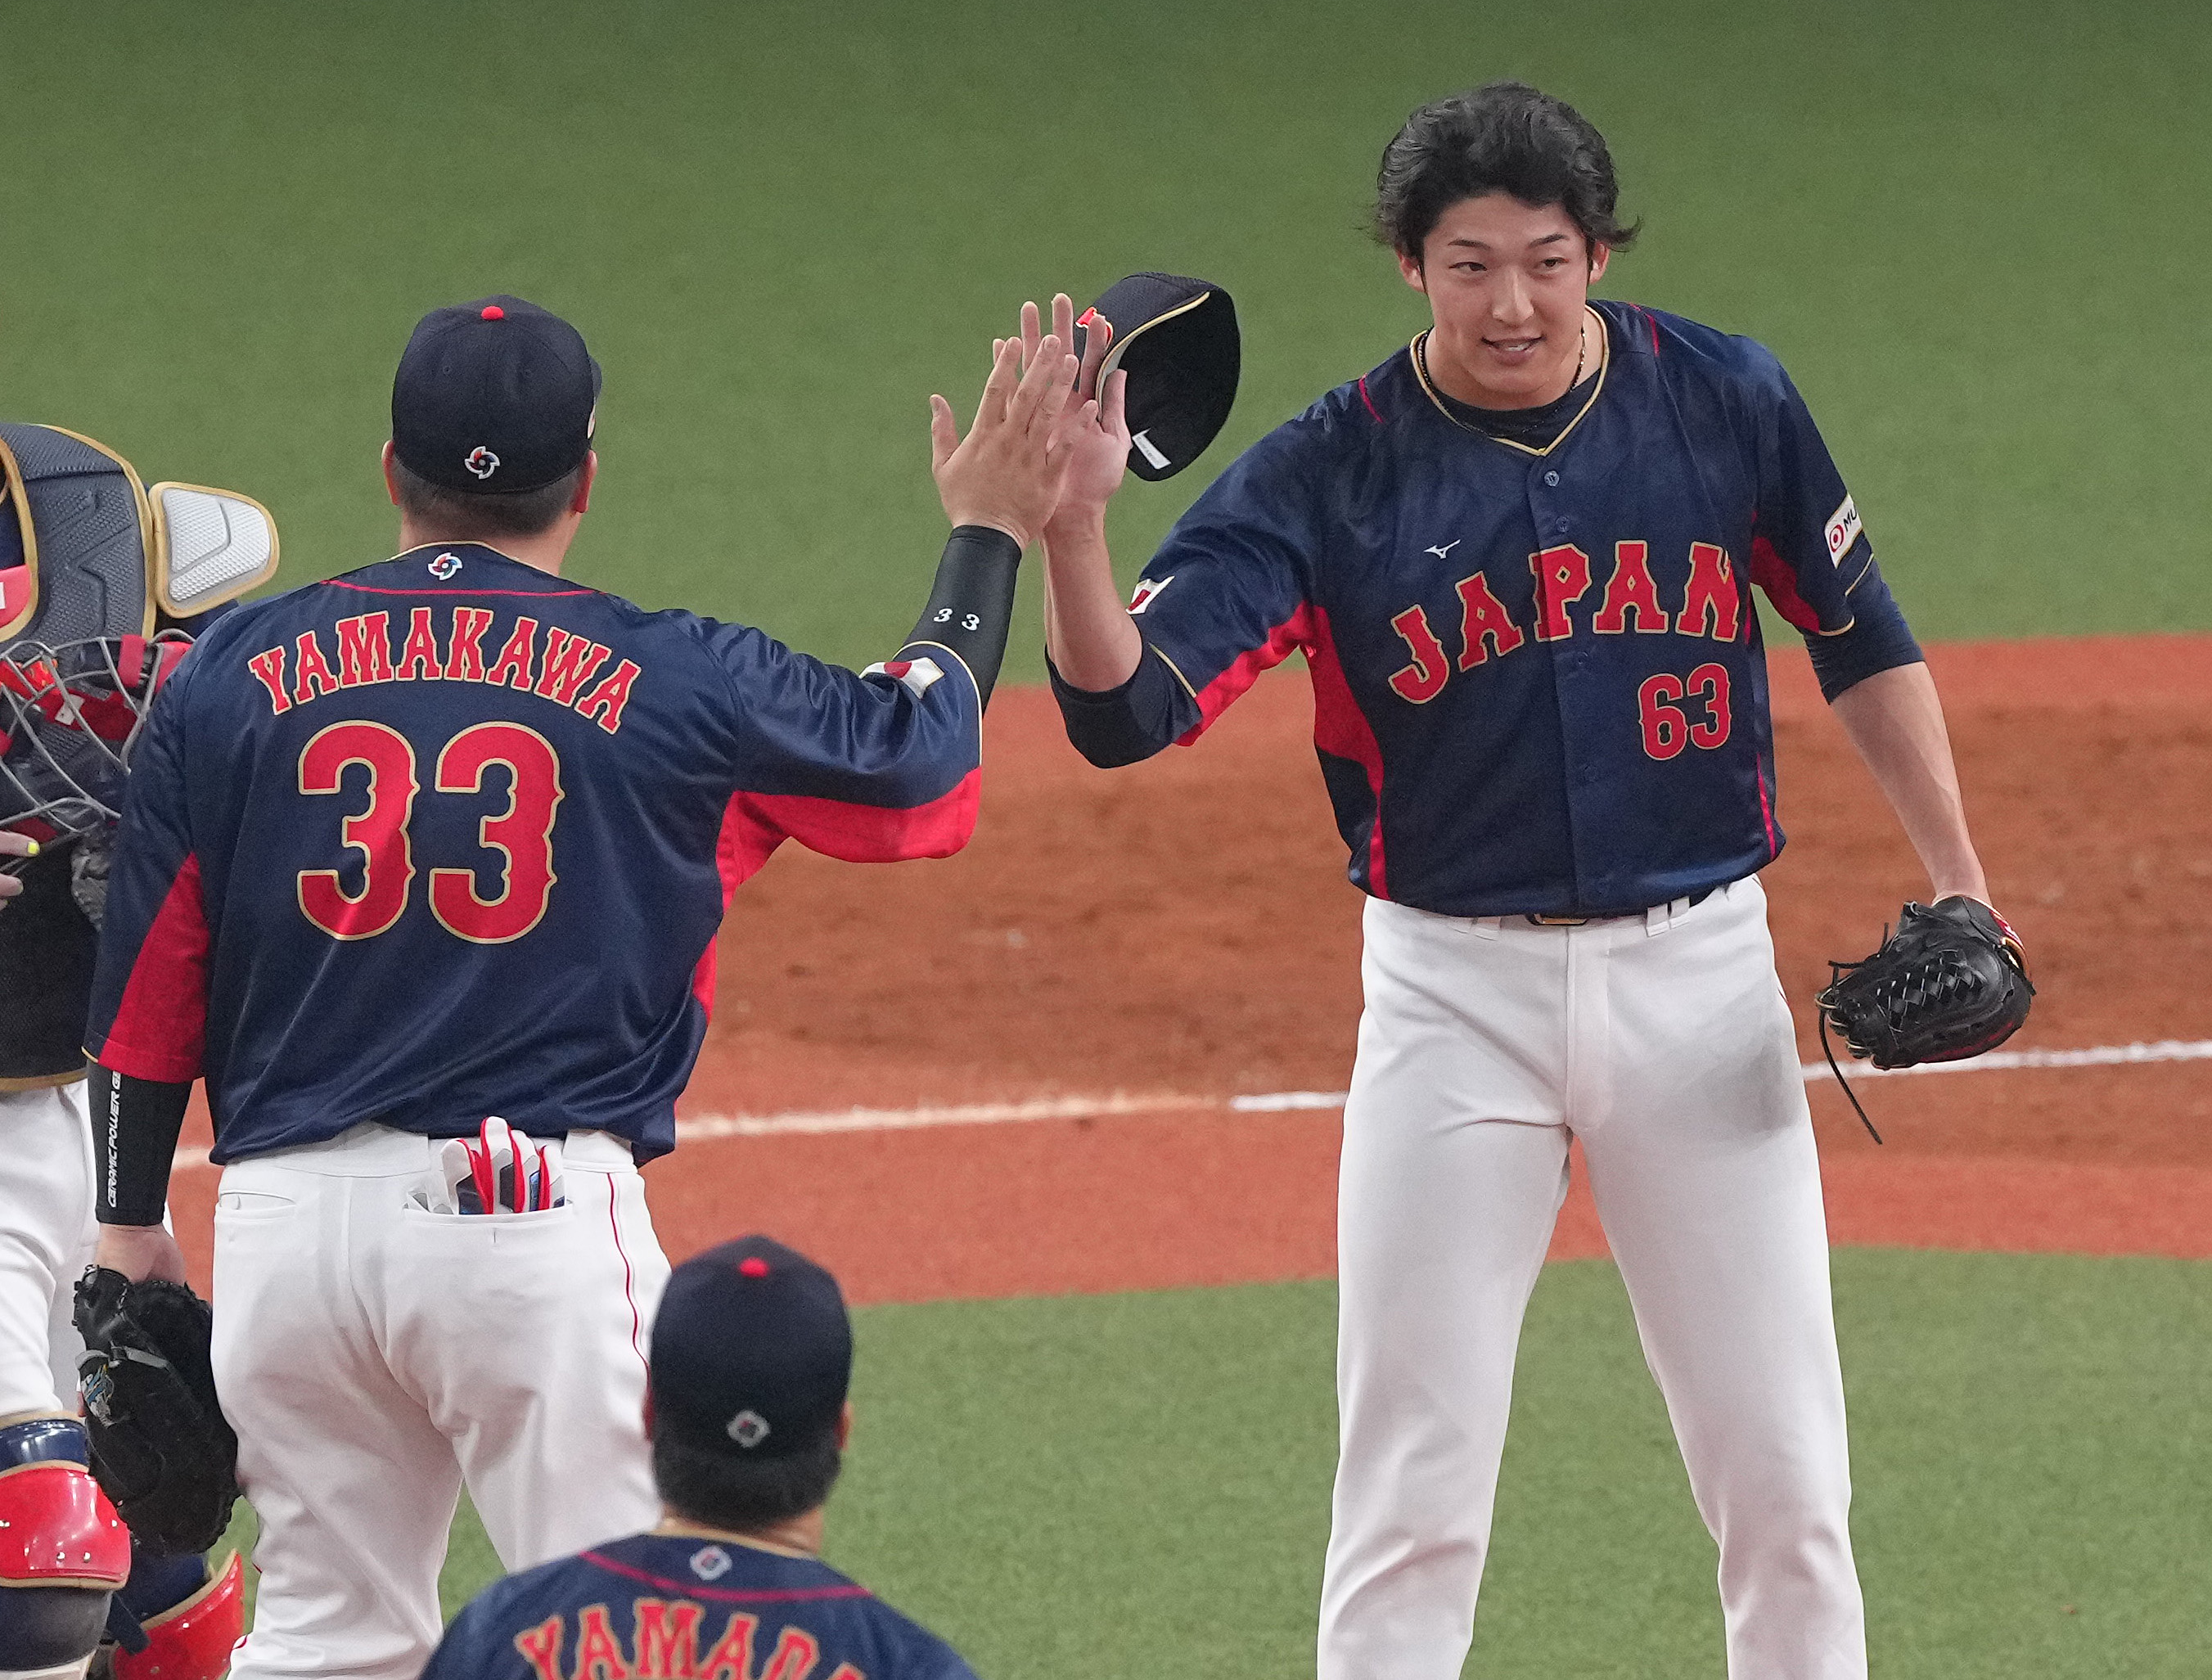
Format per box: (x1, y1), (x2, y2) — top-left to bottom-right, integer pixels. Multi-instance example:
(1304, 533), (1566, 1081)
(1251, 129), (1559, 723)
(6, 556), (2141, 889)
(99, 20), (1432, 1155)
(1381, 537), (1746, 706)
(239, 606), (643, 734)
(513, 1600), (867, 1680)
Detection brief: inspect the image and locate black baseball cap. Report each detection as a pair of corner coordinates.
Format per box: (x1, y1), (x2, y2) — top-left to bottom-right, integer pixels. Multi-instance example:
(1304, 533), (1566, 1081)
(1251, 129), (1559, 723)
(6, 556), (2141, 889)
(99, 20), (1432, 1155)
(1070, 272), (1241, 481)
(650, 1236), (853, 1461)
(391, 295), (601, 494)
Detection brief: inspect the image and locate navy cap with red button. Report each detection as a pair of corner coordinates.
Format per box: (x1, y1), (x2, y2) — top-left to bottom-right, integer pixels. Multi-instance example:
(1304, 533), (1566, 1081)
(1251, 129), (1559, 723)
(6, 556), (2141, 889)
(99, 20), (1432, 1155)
(391, 295), (601, 494)
(649, 1235), (852, 1462)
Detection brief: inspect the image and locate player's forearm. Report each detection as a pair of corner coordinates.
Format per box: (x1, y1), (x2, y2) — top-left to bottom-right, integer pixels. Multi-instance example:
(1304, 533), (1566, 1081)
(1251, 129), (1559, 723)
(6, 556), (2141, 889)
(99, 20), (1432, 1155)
(898, 525), (1022, 707)
(88, 1064), (191, 1227)
(1828, 661), (1989, 903)
(1040, 509), (1142, 691)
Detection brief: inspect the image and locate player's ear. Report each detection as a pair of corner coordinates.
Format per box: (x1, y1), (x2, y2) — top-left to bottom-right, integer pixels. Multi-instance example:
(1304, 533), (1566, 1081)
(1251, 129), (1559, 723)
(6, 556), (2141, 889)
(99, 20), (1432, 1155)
(835, 1401), (853, 1452)
(570, 450), (597, 516)
(1398, 248), (1428, 294)
(1587, 241), (1611, 286)
(381, 440), (402, 507)
(641, 1383), (656, 1441)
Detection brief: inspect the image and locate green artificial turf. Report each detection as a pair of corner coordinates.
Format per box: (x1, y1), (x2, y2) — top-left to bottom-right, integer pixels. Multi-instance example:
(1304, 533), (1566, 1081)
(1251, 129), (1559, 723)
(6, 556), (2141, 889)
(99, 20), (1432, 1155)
(215, 1249), (2210, 1675)
(6, 1), (2210, 668)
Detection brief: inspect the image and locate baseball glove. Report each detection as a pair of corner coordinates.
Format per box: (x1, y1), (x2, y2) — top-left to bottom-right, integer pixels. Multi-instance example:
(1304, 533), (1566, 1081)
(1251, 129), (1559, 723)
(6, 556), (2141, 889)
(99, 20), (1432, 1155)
(74, 1267), (240, 1555)
(1817, 897), (2034, 1070)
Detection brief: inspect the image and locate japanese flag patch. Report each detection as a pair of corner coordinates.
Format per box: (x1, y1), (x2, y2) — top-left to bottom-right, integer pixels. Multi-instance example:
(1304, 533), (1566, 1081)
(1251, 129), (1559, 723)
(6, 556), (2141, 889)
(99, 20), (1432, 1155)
(1128, 574), (1174, 615)
(864, 655), (945, 699)
(1823, 495), (1863, 566)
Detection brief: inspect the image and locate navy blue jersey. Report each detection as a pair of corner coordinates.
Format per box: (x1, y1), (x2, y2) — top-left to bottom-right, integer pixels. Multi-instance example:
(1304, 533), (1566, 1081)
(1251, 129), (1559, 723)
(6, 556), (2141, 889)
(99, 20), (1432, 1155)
(422, 1531), (978, 1680)
(86, 544), (982, 1163)
(1058, 300), (1912, 918)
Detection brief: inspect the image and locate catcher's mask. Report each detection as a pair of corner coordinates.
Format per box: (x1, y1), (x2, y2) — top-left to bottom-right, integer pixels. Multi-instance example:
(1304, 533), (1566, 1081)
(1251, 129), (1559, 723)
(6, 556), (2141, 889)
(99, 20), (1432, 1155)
(0, 424), (276, 852)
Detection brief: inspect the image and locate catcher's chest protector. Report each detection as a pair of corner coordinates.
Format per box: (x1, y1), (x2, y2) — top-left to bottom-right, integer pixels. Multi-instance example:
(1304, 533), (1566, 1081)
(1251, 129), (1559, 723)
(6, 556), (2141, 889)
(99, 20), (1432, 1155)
(0, 422), (278, 650)
(0, 426), (278, 1083)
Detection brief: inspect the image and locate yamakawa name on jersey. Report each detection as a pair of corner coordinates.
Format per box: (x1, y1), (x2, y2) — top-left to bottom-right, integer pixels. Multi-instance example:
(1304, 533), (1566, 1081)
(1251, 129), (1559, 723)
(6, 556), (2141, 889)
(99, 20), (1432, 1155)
(239, 605), (643, 733)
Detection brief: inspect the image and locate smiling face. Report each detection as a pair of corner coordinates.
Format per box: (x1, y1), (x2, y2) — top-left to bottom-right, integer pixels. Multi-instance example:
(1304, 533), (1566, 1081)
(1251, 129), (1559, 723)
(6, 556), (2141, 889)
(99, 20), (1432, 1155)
(1400, 192), (1611, 410)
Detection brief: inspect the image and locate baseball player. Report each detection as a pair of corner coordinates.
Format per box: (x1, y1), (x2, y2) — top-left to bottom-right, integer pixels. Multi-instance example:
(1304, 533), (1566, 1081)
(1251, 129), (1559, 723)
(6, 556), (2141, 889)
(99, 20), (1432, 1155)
(2, 428), (274, 1678)
(1038, 83), (2016, 1678)
(81, 295), (1082, 1678)
(422, 1234), (980, 1680)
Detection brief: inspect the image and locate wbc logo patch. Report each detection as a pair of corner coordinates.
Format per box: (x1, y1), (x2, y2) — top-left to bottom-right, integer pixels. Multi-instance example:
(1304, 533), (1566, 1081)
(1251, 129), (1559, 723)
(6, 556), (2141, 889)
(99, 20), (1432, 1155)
(1824, 495), (1863, 565)
(464, 445), (501, 480)
(427, 553), (462, 580)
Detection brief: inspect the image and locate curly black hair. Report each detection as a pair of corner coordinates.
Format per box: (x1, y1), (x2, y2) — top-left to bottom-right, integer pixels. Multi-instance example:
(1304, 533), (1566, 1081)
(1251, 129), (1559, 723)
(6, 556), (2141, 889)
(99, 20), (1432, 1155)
(1375, 82), (1640, 263)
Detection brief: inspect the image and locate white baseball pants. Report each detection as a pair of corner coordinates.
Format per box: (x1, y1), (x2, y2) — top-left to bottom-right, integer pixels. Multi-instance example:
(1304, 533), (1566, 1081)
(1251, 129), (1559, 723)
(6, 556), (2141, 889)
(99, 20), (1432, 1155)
(1318, 878), (1865, 1680)
(0, 1081), (96, 1421)
(213, 1124), (670, 1680)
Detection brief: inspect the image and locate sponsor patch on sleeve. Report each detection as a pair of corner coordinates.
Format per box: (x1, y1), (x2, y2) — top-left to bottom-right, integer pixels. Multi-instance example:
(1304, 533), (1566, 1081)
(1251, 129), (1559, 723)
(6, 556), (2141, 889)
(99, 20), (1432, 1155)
(1128, 574), (1174, 615)
(1823, 495), (1864, 566)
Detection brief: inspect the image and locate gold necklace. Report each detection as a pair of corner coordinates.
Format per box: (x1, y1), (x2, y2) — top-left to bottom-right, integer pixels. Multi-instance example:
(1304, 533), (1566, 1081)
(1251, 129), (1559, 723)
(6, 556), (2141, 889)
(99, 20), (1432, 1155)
(1417, 311), (1597, 438)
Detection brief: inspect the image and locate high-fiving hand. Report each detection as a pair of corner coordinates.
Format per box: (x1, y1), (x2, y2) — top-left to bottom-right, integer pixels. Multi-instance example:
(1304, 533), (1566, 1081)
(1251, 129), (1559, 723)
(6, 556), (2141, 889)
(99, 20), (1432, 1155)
(930, 331), (1085, 549)
(1016, 295), (1133, 531)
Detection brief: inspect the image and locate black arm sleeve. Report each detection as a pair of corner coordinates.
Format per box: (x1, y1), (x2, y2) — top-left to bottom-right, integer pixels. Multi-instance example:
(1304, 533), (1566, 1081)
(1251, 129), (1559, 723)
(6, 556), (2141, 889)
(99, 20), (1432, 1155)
(1804, 559), (1925, 701)
(897, 525), (1022, 708)
(88, 1065), (191, 1226)
(1047, 645), (1194, 768)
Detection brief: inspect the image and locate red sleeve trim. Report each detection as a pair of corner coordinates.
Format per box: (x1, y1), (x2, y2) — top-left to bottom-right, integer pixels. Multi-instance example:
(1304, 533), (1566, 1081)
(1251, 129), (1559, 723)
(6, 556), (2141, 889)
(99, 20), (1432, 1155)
(1174, 605), (1315, 745)
(1748, 531), (1827, 635)
(94, 854), (209, 1082)
(744, 768), (981, 866)
(1357, 377), (1385, 425)
(1305, 606), (1389, 899)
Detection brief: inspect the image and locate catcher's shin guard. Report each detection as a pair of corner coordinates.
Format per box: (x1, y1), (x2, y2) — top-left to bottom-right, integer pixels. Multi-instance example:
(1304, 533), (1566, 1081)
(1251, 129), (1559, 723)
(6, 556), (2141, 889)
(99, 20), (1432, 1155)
(0, 1418), (131, 1680)
(108, 1551), (244, 1680)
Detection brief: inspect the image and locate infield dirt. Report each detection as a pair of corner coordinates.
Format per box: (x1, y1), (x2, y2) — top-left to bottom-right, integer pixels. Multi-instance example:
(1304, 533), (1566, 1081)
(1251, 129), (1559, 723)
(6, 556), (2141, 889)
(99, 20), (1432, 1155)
(173, 634), (2212, 1299)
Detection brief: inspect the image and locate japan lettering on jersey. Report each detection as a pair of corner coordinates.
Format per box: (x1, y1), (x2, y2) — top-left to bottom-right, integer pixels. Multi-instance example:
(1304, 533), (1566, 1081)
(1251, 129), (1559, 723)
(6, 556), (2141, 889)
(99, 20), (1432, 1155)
(1115, 300), (1880, 917)
(420, 1532), (979, 1680)
(85, 545), (983, 1163)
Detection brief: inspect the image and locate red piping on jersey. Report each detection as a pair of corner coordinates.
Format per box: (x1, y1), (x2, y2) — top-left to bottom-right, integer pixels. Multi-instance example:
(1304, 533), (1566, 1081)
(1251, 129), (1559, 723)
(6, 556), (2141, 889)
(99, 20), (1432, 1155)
(1305, 606), (1390, 899)
(580, 1550), (873, 1604)
(1176, 607), (1315, 745)
(1358, 376), (1384, 425)
(322, 581), (597, 598)
(93, 854), (209, 1082)
(1747, 530), (1828, 634)
(1756, 753), (1778, 860)
(1638, 304), (1660, 355)
(691, 794), (786, 1013)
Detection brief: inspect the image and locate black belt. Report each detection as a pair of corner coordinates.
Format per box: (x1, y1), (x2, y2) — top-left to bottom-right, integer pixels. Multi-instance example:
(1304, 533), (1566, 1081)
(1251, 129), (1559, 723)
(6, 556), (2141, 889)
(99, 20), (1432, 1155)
(1525, 887), (1715, 928)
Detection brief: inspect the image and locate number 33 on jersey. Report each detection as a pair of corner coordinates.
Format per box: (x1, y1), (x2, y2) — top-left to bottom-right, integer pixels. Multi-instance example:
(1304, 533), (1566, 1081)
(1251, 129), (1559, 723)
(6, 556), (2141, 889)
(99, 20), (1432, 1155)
(84, 543), (989, 1165)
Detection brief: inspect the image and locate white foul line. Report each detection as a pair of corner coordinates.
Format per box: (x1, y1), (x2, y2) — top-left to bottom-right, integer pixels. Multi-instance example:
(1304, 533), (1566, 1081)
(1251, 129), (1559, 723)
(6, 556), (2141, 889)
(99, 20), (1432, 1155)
(1229, 1038), (2212, 1109)
(169, 1039), (2212, 1169)
(1811, 1038), (2212, 1079)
